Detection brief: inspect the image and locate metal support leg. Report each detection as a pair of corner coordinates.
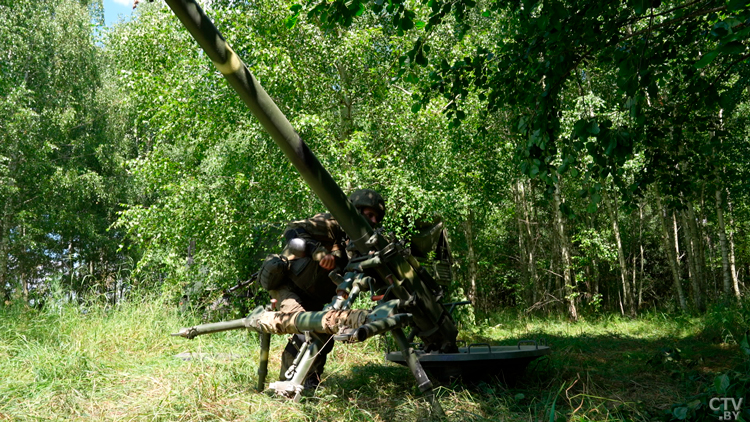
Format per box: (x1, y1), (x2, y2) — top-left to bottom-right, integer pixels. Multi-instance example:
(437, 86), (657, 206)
(269, 332), (322, 401)
(257, 332), (271, 392)
(392, 328), (444, 417)
(289, 335), (321, 402)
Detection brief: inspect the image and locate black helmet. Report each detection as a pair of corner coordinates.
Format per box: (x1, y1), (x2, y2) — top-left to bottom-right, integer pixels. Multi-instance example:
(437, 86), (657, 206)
(349, 188), (385, 222)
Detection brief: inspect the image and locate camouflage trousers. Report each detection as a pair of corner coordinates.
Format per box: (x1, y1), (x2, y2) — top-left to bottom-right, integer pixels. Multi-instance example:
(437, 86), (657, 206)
(270, 285), (334, 383)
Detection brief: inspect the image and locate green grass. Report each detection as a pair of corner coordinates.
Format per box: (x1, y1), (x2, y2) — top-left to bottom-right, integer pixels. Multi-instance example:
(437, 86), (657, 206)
(0, 300), (745, 421)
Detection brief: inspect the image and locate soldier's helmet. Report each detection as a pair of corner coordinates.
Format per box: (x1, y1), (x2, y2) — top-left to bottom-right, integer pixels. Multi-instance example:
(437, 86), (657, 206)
(349, 188), (386, 223)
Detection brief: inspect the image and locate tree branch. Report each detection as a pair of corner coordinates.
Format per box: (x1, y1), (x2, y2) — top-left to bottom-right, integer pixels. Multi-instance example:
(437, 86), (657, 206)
(649, 0), (708, 19)
(712, 52), (750, 86)
(624, 6), (727, 42)
(555, 6), (728, 96)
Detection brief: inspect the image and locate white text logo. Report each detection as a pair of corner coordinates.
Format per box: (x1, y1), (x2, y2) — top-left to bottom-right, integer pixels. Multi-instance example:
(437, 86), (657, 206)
(709, 397), (744, 421)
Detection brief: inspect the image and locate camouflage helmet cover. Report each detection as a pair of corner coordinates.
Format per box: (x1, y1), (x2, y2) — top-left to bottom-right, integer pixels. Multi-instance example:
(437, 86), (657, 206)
(348, 188), (385, 221)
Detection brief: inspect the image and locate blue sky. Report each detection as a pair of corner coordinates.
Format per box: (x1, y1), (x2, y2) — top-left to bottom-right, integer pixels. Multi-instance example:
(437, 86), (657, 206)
(103, 0), (134, 27)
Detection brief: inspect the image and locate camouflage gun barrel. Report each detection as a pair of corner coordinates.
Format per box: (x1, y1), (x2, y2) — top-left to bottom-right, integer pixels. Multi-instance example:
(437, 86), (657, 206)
(163, 0), (457, 353)
(162, 0), (373, 253)
(170, 318), (248, 339)
(171, 306), (377, 338)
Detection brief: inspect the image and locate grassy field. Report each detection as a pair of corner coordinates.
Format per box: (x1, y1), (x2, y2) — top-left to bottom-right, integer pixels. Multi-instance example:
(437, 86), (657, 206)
(0, 298), (746, 421)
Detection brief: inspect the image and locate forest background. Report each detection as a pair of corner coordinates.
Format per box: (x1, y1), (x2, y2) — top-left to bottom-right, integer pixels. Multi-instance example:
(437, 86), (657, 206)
(3, 0), (750, 323)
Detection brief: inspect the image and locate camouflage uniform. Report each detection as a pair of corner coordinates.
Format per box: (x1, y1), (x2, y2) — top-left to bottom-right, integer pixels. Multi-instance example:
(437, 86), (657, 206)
(267, 213), (348, 387)
(261, 189), (385, 388)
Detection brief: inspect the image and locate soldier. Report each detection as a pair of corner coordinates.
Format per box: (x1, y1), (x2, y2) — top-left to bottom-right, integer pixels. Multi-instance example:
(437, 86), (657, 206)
(259, 189), (386, 390)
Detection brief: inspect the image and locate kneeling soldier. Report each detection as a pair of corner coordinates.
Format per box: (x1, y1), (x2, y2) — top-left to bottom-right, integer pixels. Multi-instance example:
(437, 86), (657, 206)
(259, 189), (385, 389)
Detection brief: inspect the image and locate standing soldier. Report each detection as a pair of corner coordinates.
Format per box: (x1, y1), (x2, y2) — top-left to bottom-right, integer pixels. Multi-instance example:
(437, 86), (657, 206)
(259, 189), (386, 389)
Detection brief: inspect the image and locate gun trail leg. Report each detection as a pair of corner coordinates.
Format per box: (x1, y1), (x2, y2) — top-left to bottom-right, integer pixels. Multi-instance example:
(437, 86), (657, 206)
(269, 333), (323, 401)
(257, 332), (271, 392)
(392, 328), (444, 417)
(289, 335), (322, 402)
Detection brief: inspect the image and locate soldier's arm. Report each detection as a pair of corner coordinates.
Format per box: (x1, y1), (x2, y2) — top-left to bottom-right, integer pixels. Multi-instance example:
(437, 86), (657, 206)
(318, 244), (342, 270)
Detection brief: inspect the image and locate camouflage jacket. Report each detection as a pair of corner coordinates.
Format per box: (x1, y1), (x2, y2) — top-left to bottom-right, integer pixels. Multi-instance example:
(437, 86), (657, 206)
(285, 213), (348, 255)
(279, 213), (349, 305)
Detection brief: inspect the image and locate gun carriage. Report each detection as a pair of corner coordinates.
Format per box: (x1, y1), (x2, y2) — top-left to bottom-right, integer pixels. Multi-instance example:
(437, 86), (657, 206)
(162, 0), (550, 414)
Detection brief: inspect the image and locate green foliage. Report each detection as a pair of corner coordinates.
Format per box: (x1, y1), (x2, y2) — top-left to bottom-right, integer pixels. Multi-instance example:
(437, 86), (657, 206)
(104, 0), (517, 311)
(2, 0), (750, 321)
(107, 1), (320, 298)
(0, 0), (134, 301)
(663, 370), (750, 421)
(573, 228), (617, 266)
(702, 299), (750, 344)
(668, 303), (750, 420)
(302, 0), (750, 207)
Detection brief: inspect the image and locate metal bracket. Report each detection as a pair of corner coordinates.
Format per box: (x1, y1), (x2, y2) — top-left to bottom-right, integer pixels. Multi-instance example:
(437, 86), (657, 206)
(517, 339), (539, 349)
(468, 343), (491, 353)
(364, 233), (379, 248)
(268, 380), (304, 399)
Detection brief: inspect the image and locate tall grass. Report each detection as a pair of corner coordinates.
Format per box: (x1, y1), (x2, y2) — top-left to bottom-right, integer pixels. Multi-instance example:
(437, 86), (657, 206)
(0, 299), (746, 421)
(1, 299), (253, 420)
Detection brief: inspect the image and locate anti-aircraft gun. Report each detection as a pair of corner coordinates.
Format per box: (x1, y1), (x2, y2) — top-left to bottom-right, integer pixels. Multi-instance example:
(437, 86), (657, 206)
(163, 0), (550, 414)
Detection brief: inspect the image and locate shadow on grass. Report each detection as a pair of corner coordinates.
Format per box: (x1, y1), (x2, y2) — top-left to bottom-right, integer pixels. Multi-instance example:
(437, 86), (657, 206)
(318, 363), (426, 421)
(303, 328), (745, 422)
(462, 329), (744, 420)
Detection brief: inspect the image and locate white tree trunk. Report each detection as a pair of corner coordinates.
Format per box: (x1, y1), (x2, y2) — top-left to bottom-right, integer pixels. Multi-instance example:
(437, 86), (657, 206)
(462, 210), (478, 308)
(715, 188), (735, 298)
(605, 191), (633, 315)
(516, 180), (539, 304)
(656, 194), (687, 311)
(638, 203), (645, 309)
(553, 183), (577, 321)
(0, 209), (10, 301)
(728, 198), (741, 299)
(681, 205), (704, 311)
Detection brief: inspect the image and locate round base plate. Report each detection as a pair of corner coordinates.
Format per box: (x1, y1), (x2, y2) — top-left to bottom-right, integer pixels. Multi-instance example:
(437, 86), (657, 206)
(384, 345), (551, 381)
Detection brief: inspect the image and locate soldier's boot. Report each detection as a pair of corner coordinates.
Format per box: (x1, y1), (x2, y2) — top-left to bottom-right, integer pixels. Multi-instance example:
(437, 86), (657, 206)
(303, 371), (321, 390)
(303, 334), (333, 390)
(279, 349), (295, 381)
